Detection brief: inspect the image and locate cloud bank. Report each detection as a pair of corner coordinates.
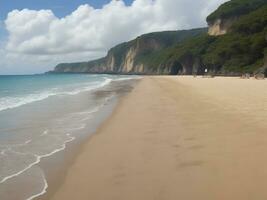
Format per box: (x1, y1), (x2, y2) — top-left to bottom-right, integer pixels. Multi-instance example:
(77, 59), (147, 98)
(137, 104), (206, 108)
(2, 0), (227, 74)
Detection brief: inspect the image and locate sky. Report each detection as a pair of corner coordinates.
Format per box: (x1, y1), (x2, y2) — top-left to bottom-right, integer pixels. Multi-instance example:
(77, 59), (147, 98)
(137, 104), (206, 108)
(0, 0), (228, 75)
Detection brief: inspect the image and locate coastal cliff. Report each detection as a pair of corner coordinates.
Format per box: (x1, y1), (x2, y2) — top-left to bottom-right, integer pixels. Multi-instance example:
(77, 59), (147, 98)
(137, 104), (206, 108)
(52, 28), (207, 75)
(159, 0), (267, 76)
(51, 0), (267, 76)
(207, 0), (266, 36)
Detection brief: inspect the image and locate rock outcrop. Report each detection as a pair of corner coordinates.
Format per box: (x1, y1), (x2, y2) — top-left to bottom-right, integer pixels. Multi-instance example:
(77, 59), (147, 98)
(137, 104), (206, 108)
(208, 18), (236, 36)
(206, 0), (267, 36)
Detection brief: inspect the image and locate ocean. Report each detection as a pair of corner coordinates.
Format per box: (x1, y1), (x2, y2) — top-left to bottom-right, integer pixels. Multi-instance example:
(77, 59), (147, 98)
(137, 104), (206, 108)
(0, 74), (139, 200)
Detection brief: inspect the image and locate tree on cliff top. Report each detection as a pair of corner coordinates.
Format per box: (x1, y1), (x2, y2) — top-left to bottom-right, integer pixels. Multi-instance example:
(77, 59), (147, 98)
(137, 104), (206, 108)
(206, 0), (267, 23)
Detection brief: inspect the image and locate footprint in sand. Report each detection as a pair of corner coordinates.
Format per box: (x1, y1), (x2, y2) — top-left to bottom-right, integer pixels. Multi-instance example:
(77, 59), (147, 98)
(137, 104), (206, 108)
(112, 171), (126, 185)
(185, 137), (195, 141)
(188, 144), (205, 150)
(172, 144), (181, 148)
(111, 165), (127, 185)
(177, 160), (205, 169)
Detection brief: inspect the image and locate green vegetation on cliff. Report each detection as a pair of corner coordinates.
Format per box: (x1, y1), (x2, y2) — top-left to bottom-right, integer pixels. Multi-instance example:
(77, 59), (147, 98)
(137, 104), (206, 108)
(150, 4), (267, 75)
(53, 28), (207, 74)
(133, 30), (207, 64)
(206, 0), (267, 23)
(52, 0), (267, 76)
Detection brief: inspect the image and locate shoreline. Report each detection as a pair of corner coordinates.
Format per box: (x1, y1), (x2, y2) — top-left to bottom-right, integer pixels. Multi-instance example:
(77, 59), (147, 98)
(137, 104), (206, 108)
(34, 79), (139, 200)
(0, 77), (139, 200)
(47, 76), (267, 200)
(36, 96), (118, 200)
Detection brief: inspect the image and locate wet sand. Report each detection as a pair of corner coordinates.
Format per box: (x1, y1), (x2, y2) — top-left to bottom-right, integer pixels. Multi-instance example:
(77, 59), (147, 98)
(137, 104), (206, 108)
(50, 76), (267, 200)
(37, 79), (137, 200)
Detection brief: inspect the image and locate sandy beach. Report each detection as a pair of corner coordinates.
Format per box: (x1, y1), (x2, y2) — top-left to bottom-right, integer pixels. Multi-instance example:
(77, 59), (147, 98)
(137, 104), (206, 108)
(50, 76), (267, 200)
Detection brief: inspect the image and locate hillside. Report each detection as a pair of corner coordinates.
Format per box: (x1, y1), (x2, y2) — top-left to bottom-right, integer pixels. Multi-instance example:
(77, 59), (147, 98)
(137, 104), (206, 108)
(207, 0), (266, 22)
(159, 5), (267, 76)
(207, 0), (267, 35)
(51, 0), (267, 76)
(52, 28), (207, 75)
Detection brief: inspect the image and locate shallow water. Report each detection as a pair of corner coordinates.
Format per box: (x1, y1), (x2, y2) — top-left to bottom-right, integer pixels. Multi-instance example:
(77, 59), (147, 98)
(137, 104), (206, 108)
(0, 74), (139, 200)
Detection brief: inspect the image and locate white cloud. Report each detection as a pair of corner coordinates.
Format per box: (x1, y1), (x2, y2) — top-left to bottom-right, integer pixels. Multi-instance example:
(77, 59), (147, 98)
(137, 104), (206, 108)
(1, 0), (228, 74)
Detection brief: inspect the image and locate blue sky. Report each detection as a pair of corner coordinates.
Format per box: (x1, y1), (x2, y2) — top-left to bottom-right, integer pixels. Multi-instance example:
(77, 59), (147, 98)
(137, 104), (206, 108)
(0, 0), (133, 20)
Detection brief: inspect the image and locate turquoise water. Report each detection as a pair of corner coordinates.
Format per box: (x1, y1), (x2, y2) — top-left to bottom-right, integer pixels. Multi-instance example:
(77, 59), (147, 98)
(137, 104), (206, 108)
(0, 74), (120, 111)
(0, 74), (138, 200)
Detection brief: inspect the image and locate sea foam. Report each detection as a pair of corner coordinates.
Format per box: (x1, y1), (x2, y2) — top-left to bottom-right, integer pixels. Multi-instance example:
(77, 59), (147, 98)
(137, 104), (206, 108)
(0, 77), (114, 112)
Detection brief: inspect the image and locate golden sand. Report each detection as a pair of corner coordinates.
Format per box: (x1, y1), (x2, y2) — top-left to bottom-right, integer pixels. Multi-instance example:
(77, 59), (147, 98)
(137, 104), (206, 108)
(50, 76), (267, 200)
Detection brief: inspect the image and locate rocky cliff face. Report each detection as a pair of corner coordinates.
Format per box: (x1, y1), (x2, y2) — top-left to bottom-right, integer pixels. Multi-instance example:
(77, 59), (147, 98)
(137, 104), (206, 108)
(206, 0), (267, 36)
(52, 28), (207, 75)
(208, 18), (236, 36)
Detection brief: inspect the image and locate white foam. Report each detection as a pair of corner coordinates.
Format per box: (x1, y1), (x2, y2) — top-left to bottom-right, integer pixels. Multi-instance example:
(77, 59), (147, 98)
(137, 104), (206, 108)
(64, 124), (86, 131)
(0, 153), (40, 184)
(69, 107), (100, 117)
(40, 130), (49, 136)
(0, 134), (75, 184)
(0, 150), (6, 155)
(24, 140), (32, 144)
(0, 78), (113, 112)
(112, 76), (142, 82)
(0, 139), (33, 148)
(0, 91), (57, 112)
(26, 171), (48, 200)
(58, 78), (112, 96)
(0, 75), (139, 112)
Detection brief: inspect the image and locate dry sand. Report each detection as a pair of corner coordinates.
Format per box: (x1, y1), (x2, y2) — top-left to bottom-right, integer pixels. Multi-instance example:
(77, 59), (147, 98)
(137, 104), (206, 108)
(50, 76), (267, 200)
